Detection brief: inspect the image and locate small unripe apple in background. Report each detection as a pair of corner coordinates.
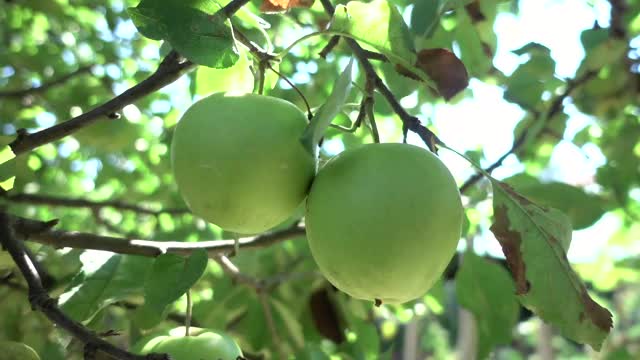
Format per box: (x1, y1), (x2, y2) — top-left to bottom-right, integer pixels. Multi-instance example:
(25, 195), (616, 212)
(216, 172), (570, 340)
(305, 143), (463, 304)
(134, 327), (242, 360)
(171, 93), (315, 234)
(0, 340), (41, 360)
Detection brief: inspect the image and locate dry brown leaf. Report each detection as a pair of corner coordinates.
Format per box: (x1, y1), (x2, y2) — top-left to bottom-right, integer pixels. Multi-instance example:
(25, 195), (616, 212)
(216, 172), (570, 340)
(414, 48), (469, 100)
(260, 0), (315, 13)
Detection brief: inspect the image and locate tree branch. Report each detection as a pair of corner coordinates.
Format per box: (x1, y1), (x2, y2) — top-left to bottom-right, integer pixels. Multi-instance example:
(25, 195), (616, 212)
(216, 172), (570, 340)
(222, 0), (252, 17)
(318, 0), (441, 152)
(8, 51), (194, 155)
(8, 0), (254, 156)
(458, 70), (598, 193)
(0, 212), (170, 360)
(12, 216), (305, 258)
(4, 192), (189, 216)
(0, 65), (94, 99)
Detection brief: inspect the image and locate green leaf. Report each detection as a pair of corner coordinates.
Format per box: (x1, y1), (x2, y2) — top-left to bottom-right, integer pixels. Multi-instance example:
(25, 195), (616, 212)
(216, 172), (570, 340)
(0, 139), (16, 192)
(327, 0), (429, 83)
(456, 251), (519, 359)
(504, 51), (556, 110)
(579, 38), (627, 73)
(454, 10), (491, 77)
(504, 175), (606, 230)
(512, 42), (551, 56)
(128, 0), (238, 68)
(300, 58), (354, 155)
(135, 250), (208, 329)
(271, 297), (305, 349)
(409, 0), (440, 36)
(127, 7), (166, 40)
(60, 254), (153, 322)
(194, 48), (254, 96)
(489, 180), (613, 350)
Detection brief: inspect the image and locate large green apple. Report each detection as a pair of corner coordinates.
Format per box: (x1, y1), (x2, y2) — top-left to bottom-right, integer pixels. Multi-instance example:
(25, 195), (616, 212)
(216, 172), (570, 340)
(171, 93), (315, 234)
(305, 143), (463, 304)
(135, 327), (242, 360)
(0, 340), (41, 360)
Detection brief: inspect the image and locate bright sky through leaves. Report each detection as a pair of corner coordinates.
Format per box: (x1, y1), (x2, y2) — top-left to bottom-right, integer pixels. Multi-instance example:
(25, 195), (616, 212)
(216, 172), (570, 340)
(401, 0), (619, 263)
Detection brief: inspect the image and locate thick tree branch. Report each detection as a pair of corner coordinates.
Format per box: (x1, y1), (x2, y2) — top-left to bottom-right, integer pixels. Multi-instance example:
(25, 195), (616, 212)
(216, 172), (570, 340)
(0, 65), (94, 99)
(318, 36), (340, 59)
(0, 212), (169, 360)
(12, 216), (305, 258)
(9, 0), (253, 156)
(319, 0), (441, 152)
(458, 70), (598, 193)
(9, 51), (194, 156)
(4, 192), (189, 216)
(608, 0), (628, 39)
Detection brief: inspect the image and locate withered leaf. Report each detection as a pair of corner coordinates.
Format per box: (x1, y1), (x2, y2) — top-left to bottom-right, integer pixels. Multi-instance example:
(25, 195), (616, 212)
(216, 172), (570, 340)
(414, 48), (469, 100)
(260, 0), (314, 13)
(396, 48), (469, 100)
(489, 180), (612, 350)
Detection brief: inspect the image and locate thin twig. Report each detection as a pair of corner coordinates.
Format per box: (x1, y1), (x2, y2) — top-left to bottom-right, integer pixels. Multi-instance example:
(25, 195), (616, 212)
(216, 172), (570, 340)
(363, 78), (379, 143)
(362, 50), (387, 62)
(12, 216), (305, 258)
(0, 65), (94, 99)
(0, 212), (170, 360)
(266, 63), (313, 119)
(319, 36), (340, 59)
(4, 192), (190, 216)
(458, 70), (597, 193)
(319, 0), (441, 152)
(222, 0), (252, 17)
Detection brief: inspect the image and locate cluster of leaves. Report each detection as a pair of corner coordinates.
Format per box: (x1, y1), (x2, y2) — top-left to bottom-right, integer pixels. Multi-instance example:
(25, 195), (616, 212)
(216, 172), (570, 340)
(0, 0), (639, 359)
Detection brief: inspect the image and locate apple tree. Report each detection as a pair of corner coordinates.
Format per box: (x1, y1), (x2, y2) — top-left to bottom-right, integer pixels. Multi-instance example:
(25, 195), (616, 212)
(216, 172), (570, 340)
(0, 0), (639, 359)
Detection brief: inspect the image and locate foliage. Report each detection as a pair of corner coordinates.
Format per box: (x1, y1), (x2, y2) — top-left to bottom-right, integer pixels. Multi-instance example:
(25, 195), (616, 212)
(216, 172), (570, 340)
(0, 0), (639, 359)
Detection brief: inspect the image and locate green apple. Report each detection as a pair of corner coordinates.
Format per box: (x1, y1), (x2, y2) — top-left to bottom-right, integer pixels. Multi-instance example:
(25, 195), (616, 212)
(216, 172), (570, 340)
(136, 327), (242, 360)
(305, 143), (463, 304)
(171, 93), (315, 234)
(0, 340), (41, 360)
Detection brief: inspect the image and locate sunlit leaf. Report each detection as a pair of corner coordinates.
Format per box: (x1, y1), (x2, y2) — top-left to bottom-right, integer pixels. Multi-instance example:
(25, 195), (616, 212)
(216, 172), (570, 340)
(135, 250), (208, 329)
(504, 175), (606, 230)
(300, 58), (354, 155)
(60, 254), (153, 323)
(128, 0), (238, 68)
(0, 137), (17, 192)
(327, 0), (422, 80)
(194, 49), (254, 97)
(489, 180), (613, 350)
